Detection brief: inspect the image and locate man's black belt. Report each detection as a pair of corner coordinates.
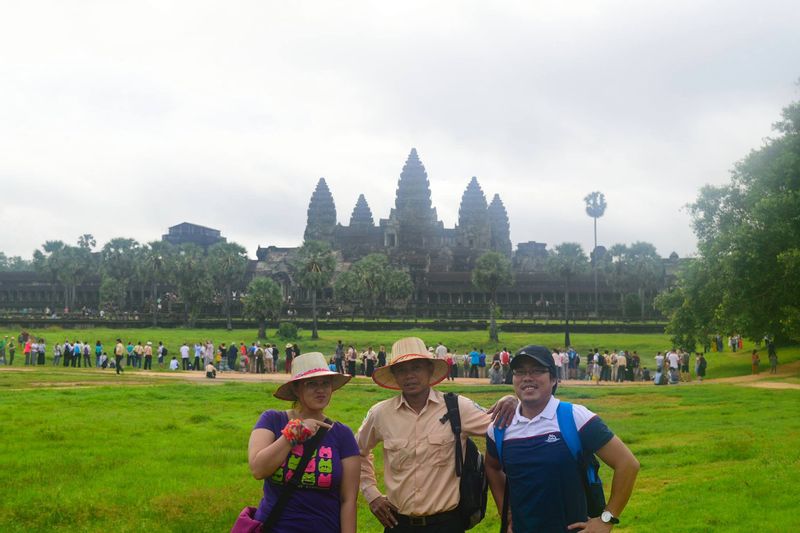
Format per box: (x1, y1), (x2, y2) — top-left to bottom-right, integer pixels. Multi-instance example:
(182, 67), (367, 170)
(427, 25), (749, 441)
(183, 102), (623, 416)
(395, 509), (461, 527)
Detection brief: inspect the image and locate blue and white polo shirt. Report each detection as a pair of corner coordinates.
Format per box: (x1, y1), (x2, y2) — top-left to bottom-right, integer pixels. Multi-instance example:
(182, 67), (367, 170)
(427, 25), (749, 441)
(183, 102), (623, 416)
(486, 396), (614, 533)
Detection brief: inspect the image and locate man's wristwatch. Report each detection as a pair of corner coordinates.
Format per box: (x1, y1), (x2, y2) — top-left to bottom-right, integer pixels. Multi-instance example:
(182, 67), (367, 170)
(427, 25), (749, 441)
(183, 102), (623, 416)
(601, 510), (620, 524)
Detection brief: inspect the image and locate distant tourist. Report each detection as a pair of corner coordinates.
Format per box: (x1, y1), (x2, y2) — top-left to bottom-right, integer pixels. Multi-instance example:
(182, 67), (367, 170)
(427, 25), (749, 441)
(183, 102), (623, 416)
(205, 363), (217, 379)
(751, 349), (761, 374)
(169, 357), (179, 371)
(696, 353), (707, 381)
(488, 360), (504, 384)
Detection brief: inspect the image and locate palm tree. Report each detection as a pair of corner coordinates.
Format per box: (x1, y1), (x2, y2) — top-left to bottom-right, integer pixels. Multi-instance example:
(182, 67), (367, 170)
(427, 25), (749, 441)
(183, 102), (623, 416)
(584, 191), (607, 316)
(140, 241), (175, 326)
(208, 242), (249, 330)
(626, 241), (664, 320)
(242, 277), (283, 339)
(292, 241), (336, 339)
(472, 251), (513, 342)
(546, 243), (589, 347)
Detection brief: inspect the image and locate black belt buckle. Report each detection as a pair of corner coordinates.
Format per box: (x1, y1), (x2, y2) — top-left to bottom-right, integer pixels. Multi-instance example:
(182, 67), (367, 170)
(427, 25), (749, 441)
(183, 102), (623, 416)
(409, 516), (427, 526)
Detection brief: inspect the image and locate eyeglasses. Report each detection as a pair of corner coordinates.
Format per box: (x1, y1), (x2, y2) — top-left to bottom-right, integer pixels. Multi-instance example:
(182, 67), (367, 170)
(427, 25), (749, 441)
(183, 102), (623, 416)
(512, 367), (550, 377)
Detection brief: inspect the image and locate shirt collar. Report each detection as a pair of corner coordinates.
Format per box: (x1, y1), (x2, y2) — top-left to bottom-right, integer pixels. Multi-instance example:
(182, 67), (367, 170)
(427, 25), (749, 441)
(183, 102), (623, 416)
(396, 387), (440, 411)
(512, 395), (559, 425)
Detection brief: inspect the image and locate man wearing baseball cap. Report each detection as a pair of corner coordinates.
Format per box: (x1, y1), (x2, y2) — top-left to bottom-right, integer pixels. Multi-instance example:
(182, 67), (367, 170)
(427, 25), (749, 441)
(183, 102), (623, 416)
(356, 337), (518, 532)
(485, 345), (640, 532)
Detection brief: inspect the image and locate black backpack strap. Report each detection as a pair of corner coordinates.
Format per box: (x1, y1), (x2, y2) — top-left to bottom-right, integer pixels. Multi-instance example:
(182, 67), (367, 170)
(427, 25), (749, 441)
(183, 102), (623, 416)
(441, 392), (463, 477)
(262, 418), (332, 530)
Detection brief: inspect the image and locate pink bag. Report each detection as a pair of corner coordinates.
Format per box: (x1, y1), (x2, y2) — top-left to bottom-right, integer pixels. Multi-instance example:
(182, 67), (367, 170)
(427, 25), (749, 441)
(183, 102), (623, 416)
(231, 506), (263, 533)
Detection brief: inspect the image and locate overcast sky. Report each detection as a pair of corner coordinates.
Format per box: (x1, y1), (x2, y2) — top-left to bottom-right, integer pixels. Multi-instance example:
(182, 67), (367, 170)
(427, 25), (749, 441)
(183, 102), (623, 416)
(1, 1), (798, 260)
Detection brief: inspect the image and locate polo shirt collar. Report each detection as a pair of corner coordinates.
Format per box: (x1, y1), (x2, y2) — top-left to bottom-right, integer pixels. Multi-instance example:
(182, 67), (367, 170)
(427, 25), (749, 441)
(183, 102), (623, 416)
(512, 395), (559, 424)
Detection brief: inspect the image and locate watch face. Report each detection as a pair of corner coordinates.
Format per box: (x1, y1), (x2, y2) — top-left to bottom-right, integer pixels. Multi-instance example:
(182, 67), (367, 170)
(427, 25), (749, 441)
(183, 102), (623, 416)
(601, 511), (612, 522)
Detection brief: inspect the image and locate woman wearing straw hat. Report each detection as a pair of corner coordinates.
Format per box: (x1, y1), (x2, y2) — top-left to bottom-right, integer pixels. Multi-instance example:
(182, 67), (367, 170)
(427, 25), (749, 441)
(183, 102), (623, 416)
(247, 352), (359, 532)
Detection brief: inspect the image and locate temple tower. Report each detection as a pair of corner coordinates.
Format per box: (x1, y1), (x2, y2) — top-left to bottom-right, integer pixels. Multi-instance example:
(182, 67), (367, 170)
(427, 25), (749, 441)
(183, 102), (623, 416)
(349, 194), (374, 228)
(456, 176), (490, 250)
(488, 194), (512, 257)
(303, 178), (337, 244)
(393, 148), (439, 250)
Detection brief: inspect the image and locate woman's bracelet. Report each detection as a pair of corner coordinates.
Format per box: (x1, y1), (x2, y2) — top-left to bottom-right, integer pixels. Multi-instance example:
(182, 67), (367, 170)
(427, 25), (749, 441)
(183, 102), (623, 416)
(281, 419), (314, 445)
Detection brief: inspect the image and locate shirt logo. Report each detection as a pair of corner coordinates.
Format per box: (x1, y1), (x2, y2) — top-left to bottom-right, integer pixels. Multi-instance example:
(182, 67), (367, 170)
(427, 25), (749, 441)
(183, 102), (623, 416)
(546, 434), (560, 443)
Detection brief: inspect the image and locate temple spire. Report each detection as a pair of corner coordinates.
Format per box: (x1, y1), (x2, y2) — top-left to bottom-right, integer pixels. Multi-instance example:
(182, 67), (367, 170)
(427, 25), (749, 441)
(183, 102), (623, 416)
(457, 176), (490, 249)
(304, 177), (337, 244)
(393, 148), (438, 249)
(349, 194), (374, 227)
(488, 193), (512, 256)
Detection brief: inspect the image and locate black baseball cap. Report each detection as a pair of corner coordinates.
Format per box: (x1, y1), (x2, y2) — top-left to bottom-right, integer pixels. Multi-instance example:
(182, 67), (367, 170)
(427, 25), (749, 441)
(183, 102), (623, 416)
(511, 345), (557, 377)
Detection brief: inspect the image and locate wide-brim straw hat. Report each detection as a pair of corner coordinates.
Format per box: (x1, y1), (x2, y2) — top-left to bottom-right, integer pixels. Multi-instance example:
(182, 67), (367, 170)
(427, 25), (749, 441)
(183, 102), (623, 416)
(274, 352), (351, 401)
(372, 337), (449, 390)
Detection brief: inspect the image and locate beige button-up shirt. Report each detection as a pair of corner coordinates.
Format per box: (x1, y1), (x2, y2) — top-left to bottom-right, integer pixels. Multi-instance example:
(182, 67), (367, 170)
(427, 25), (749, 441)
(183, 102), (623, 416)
(356, 388), (491, 516)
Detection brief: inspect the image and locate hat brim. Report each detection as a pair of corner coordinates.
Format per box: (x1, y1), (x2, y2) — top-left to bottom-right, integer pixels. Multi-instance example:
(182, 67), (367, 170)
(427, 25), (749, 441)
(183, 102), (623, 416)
(372, 354), (449, 390)
(274, 369), (351, 401)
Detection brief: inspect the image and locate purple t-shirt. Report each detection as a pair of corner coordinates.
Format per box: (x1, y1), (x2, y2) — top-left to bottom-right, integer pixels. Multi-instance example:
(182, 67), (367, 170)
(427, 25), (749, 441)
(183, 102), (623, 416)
(253, 410), (359, 532)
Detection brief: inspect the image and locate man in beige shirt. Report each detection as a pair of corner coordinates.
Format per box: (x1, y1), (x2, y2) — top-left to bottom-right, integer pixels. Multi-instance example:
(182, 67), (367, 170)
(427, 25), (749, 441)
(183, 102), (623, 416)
(357, 337), (516, 532)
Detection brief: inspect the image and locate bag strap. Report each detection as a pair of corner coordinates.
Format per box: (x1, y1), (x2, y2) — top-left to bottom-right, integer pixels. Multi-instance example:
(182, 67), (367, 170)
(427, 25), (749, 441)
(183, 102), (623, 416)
(262, 418), (332, 531)
(492, 425), (509, 533)
(441, 392), (463, 477)
(556, 401), (581, 460)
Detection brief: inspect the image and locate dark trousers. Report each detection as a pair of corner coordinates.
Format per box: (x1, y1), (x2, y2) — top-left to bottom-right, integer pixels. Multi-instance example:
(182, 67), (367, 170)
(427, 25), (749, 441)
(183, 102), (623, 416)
(335, 359), (344, 373)
(366, 360), (375, 377)
(115, 356), (124, 374)
(143, 357), (152, 370)
(182, 358), (189, 370)
(469, 365), (478, 378)
(256, 357), (264, 373)
(8, 352), (13, 365)
(194, 356), (201, 370)
(347, 360), (356, 376)
(73, 354), (81, 367)
(84, 355), (92, 367)
(387, 516), (463, 533)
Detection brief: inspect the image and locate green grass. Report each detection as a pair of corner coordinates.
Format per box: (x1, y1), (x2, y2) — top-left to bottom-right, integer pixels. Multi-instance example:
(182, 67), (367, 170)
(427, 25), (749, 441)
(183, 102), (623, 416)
(1, 365), (800, 532)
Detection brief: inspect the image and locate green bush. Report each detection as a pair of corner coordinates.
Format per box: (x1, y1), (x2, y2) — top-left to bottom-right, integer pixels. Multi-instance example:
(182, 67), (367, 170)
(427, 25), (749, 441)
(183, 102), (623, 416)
(276, 321), (299, 340)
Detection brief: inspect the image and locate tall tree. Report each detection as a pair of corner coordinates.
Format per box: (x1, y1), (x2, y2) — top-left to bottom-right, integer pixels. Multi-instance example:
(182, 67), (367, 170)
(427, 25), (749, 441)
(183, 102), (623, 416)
(291, 241), (336, 339)
(625, 241), (664, 320)
(0, 253), (32, 271)
(600, 243), (631, 318)
(584, 191), (607, 316)
(334, 254), (412, 318)
(546, 243), (589, 347)
(242, 277), (283, 339)
(32, 240), (65, 308)
(472, 251), (513, 342)
(208, 242), (249, 330)
(139, 241), (175, 326)
(674, 98), (800, 342)
(172, 243), (211, 327)
(101, 238), (140, 310)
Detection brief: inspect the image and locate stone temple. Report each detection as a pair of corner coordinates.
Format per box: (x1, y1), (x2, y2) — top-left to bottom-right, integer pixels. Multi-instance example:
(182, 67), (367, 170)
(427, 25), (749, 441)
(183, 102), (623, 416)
(298, 148), (515, 277)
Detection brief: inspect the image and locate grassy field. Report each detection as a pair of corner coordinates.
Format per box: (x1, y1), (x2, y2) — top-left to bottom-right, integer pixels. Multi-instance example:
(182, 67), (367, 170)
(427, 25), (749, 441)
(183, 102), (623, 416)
(2, 328), (799, 532)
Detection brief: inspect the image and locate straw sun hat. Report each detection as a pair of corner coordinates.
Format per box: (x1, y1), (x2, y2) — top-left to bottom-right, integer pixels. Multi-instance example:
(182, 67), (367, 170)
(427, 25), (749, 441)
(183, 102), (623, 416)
(372, 337), (449, 390)
(274, 352), (351, 401)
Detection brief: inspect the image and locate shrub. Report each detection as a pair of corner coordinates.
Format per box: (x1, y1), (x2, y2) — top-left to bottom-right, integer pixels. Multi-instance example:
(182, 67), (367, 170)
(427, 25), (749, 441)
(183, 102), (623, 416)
(276, 322), (299, 340)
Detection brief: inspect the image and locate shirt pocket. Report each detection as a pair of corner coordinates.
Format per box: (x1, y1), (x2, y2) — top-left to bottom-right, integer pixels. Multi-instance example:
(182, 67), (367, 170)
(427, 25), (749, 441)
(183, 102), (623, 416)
(426, 433), (455, 467)
(383, 439), (410, 473)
